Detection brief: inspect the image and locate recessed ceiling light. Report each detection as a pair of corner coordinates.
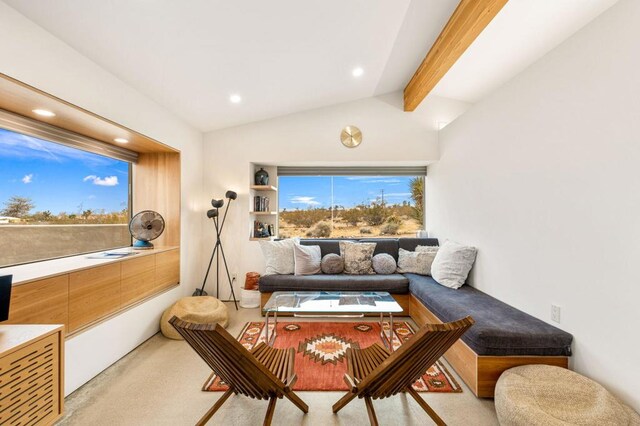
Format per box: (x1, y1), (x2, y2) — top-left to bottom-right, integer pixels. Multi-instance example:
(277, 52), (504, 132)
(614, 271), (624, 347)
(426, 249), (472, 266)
(229, 94), (242, 104)
(114, 138), (129, 144)
(32, 109), (56, 117)
(352, 67), (364, 78)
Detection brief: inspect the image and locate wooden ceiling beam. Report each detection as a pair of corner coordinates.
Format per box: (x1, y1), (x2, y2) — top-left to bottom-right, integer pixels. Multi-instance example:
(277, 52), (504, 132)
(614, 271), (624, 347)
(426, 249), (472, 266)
(403, 0), (508, 111)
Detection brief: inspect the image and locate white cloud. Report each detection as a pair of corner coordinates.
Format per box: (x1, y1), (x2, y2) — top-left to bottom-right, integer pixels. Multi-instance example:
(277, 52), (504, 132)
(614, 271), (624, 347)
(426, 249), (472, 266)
(290, 196), (320, 206)
(84, 175), (119, 186)
(22, 174), (33, 184)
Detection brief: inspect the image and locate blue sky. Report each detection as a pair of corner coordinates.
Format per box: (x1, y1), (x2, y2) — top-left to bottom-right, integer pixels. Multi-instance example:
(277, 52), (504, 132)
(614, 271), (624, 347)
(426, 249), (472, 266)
(0, 128), (129, 215)
(279, 176), (416, 210)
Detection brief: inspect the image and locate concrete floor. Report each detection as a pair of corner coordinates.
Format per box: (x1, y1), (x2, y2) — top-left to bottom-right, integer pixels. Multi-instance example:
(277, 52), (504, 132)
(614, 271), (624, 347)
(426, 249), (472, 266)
(57, 303), (498, 426)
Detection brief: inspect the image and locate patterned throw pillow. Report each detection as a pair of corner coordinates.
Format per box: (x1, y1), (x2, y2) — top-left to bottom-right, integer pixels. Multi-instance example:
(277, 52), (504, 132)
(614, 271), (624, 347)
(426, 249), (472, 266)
(258, 238), (299, 275)
(339, 241), (376, 275)
(397, 248), (438, 276)
(372, 253), (397, 275)
(430, 240), (477, 289)
(321, 253), (344, 274)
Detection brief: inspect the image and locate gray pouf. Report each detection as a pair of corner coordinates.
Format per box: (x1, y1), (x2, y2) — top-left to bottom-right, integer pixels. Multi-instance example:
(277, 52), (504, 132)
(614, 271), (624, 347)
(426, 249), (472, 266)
(372, 253), (396, 274)
(321, 253), (344, 274)
(495, 365), (640, 425)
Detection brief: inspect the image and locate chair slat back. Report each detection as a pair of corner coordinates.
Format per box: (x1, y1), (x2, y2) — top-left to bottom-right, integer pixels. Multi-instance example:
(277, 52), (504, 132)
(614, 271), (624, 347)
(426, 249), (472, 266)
(169, 316), (286, 400)
(359, 316), (474, 398)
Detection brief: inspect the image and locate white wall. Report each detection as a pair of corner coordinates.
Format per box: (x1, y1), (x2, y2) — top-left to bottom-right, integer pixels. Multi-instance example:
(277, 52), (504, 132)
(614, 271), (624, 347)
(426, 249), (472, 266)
(426, 0), (640, 410)
(0, 1), (204, 394)
(203, 93), (469, 299)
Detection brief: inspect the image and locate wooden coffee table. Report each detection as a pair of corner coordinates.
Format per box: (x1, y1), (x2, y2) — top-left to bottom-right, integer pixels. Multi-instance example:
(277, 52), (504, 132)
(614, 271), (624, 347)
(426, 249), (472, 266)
(262, 291), (404, 351)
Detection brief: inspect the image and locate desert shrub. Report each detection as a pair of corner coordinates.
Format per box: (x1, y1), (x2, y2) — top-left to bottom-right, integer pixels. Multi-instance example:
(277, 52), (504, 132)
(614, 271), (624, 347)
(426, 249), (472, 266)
(281, 208), (331, 227)
(359, 227), (372, 234)
(362, 202), (386, 226)
(340, 208), (362, 226)
(386, 215), (402, 225)
(380, 222), (400, 235)
(305, 221), (332, 238)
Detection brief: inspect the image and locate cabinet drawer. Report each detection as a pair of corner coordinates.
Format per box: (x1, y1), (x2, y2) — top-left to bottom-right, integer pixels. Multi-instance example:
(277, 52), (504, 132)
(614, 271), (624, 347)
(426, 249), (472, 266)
(69, 263), (121, 332)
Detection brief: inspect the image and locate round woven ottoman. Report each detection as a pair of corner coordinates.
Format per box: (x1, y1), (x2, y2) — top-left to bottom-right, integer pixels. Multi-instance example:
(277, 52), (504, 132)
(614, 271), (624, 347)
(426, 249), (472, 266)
(495, 365), (640, 425)
(160, 296), (229, 340)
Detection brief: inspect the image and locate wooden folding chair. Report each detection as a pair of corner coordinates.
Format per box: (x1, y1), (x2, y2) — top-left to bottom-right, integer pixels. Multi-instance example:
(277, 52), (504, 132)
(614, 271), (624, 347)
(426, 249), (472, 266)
(332, 316), (475, 426)
(169, 316), (309, 426)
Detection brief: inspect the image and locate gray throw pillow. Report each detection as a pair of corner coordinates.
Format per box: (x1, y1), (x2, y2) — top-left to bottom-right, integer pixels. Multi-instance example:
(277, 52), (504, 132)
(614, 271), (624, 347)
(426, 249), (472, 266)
(372, 253), (397, 275)
(430, 240), (477, 289)
(258, 238), (299, 275)
(397, 248), (437, 275)
(321, 253), (344, 274)
(339, 241), (376, 275)
(293, 244), (321, 275)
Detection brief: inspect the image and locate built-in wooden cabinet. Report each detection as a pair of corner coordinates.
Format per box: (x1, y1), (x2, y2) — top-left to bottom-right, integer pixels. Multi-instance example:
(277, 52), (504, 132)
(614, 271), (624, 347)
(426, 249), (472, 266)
(4, 275), (69, 331)
(5, 248), (180, 337)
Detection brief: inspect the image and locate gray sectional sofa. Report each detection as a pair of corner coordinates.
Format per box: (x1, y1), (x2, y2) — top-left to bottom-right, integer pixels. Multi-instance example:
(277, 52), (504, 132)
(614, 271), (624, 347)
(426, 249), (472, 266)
(259, 237), (573, 397)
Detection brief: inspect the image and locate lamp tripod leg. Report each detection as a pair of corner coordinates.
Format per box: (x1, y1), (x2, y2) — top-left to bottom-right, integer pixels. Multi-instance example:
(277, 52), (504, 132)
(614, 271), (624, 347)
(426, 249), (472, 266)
(198, 242), (219, 296)
(218, 242), (239, 310)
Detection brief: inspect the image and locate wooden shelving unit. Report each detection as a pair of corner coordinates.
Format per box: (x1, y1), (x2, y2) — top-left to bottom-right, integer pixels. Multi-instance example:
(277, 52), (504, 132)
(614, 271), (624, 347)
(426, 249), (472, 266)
(250, 165), (278, 240)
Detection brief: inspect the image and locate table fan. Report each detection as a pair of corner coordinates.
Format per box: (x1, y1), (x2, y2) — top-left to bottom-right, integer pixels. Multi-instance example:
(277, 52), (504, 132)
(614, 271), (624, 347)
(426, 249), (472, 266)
(129, 210), (165, 249)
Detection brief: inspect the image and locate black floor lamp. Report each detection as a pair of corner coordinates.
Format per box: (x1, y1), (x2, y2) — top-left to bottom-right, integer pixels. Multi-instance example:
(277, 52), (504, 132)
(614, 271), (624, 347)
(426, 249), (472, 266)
(195, 190), (239, 310)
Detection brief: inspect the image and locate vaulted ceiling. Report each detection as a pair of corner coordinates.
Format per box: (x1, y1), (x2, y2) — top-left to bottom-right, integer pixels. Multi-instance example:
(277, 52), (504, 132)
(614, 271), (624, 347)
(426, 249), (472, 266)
(3, 0), (618, 132)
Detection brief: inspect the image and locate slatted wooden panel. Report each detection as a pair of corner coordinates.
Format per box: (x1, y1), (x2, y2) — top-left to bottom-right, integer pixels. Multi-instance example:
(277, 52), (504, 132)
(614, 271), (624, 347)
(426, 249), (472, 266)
(0, 333), (61, 425)
(4, 275), (69, 332)
(121, 254), (157, 307)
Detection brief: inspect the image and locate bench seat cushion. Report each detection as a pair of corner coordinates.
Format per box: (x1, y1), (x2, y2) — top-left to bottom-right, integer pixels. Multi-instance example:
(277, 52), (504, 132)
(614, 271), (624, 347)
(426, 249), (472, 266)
(407, 274), (573, 356)
(259, 273), (409, 294)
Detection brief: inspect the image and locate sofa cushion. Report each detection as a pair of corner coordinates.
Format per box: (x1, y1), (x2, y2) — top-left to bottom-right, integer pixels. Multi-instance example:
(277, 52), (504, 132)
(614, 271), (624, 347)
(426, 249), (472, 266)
(407, 274), (573, 356)
(372, 253), (397, 274)
(259, 238), (298, 275)
(398, 238), (439, 252)
(293, 244), (321, 275)
(259, 274), (409, 293)
(430, 240), (477, 289)
(397, 248), (436, 276)
(340, 241), (376, 275)
(320, 253), (344, 274)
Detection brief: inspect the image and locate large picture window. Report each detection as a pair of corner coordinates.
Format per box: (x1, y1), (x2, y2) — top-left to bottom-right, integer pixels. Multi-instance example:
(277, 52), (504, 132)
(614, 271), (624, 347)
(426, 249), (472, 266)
(278, 174), (424, 239)
(0, 127), (131, 267)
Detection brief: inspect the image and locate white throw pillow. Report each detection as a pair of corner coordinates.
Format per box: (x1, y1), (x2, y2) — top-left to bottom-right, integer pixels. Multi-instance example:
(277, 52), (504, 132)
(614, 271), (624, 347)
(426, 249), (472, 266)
(294, 244), (321, 275)
(259, 238), (299, 275)
(430, 240), (477, 289)
(396, 248), (437, 276)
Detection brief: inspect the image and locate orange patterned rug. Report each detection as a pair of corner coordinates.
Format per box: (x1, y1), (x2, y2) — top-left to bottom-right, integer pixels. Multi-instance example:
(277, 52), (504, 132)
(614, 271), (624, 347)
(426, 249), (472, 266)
(203, 321), (462, 393)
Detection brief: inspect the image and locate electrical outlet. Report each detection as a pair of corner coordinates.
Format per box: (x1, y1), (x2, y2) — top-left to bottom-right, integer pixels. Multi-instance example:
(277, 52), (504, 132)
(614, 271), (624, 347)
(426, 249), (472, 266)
(551, 304), (561, 323)
(231, 272), (237, 282)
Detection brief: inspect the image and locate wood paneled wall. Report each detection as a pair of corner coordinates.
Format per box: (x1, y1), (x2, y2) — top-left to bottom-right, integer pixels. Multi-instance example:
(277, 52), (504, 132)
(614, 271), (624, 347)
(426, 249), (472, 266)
(133, 153), (181, 248)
